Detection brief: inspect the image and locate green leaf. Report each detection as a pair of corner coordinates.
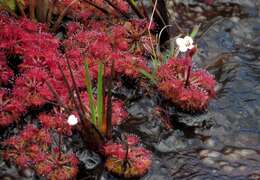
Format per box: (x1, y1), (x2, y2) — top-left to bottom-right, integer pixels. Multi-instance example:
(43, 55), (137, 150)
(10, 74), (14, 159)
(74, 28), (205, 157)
(97, 63), (104, 130)
(0, 0), (16, 11)
(130, 0), (137, 6)
(138, 68), (157, 85)
(162, 49), (174, 64)
(190, 24), (201, 39)
(84, 61), (97, 125)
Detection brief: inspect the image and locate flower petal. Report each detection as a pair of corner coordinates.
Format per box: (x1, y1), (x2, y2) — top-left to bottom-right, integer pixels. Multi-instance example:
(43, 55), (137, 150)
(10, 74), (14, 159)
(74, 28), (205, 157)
(176, 37), (185, 46)
(67, 114), (78, 126)
(179, 45), (188, 52)
(183, 36), (193, 45)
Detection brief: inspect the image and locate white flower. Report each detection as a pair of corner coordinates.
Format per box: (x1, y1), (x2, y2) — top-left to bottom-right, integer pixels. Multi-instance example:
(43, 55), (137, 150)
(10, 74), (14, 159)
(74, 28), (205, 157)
(67, 114), (78, 126)
(176, 36), (194, 52)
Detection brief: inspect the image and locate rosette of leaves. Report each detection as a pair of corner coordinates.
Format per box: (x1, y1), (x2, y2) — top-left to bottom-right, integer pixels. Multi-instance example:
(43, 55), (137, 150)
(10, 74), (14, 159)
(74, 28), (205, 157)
(103, 134), (152, 178)
(157, 56), (216, 112)
(1, 124), (79, 179)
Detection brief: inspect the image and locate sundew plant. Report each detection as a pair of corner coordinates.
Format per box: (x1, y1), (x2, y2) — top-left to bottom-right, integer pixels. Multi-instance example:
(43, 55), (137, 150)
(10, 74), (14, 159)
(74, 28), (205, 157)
(0, 0), (216, 179)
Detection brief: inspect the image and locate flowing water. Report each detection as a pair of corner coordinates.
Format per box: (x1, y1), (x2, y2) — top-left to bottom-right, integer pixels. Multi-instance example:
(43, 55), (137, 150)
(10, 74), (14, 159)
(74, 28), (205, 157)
(140, 1), (260, 179)
(115, 1), (260, 179)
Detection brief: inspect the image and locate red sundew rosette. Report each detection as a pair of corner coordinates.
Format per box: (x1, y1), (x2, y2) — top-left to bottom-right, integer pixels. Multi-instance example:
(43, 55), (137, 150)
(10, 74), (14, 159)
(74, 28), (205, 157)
(157, 57), (216, 112)
(103, 135), (152, 178)
(35, 152), (79, 180)
(0, 89), (26, 128)
(0, 55), (14, 85)
(2, 124), (79, 179)
(12, 68), (50, 107)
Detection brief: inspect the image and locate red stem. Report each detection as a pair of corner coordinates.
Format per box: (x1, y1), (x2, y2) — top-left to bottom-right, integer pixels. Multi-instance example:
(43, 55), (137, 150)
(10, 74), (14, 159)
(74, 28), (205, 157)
(185, 66), (191, 88)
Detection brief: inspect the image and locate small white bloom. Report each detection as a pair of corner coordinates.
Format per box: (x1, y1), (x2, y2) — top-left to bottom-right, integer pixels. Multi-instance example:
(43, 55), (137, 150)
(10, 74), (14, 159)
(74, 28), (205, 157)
(176, 36), (194, 52)
(67, 114), (78, 126)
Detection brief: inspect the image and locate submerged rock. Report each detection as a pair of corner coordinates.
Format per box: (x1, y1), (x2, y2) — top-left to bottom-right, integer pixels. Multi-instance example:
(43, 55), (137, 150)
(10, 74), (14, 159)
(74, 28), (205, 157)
(175, 111), (217, 127)
(19, 168), (35, 178)
(76, 150), (101, 170)
(153, 130), (188, 153)
(128, 97), (156, 120)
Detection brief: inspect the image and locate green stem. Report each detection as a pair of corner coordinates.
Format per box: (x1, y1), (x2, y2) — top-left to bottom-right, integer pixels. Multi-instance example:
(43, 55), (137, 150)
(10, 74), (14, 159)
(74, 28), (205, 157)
(97, 63), (104, 129)
(84, 61), (97, 125)
(125, 0), (144, 18)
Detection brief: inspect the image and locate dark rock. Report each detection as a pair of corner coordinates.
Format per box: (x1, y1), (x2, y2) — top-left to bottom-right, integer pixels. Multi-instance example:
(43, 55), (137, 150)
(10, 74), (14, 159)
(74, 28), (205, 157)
(76, 150), (101, 170)
(19, 168), (34, 178)
(152, 130), (188, 153)
(128, 97), (156, 120)
(175, 111), (217, 128)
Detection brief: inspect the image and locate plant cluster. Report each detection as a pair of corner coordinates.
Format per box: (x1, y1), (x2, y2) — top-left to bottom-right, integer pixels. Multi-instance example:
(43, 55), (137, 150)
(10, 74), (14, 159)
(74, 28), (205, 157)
(0, 12), (134, 127)
(157, 53), (216, 111)
(2, 124), (79, 180)
(0, 88), (26, 127)
(0, 5), (150, 177)
(0, 52), (13, 85)
(103, 134), (152, 178)
(0, 0), (217, 178)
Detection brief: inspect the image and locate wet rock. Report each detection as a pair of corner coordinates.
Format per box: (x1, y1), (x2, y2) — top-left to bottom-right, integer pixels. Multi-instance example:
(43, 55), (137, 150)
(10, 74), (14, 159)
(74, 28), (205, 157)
(197, 18), (260, 66)
(223, 152), (241, 162)
(76, 150), (101, 170)
(187, 138), (203, 148)
(199, 149), (210, 157)
(248, 173), (260, 179)
(0, 175), (15, 180)
(143, 175), (168, 180)
(113, 85), (136, 100)
(207, 151), (222, 158)
(204, 138), (218, 148)
(222, 165), (234, 173)
(219, 161), (229, 166)
(237, 149), (257, 157)
(176, 111), (217, 128)
(128, 97), (156, 120)
(239, 165), (247, 171)
(153, 131), (187, 153)
(193, 6), (203, 13)
(19, 168), (34, 178)
(202, 157), (215, 166)
(223, 147), (233, 154)
(136, 118), (163, 138)
(215, 0), (258, 16)
(100, 172), (117, 180)
(174, 0), (258, 17)
(200, 149), (222, 159)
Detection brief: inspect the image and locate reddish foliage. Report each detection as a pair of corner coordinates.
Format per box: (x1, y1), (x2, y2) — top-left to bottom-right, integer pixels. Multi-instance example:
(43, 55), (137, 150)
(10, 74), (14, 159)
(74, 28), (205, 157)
(0, 53), (13, 85)
(38, 109), (73, 136)
(12, 68), (52, 107)
(115, 0), (129, 13)
(0, 3), (217, 178)
(52, 0), (130, 19)
(157, 55), (216, 111)
(80, 92), (128, 126)
(63, 18), (152, 79)
(125, 134), (140, 146)
(0, 88), (26, 127)
(2, 124), (79, 179)
(0, 4), (156, 179)
(111, 100), (129, 126)
(103, 134), (152, 178)
(35, 152), (78, 180)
